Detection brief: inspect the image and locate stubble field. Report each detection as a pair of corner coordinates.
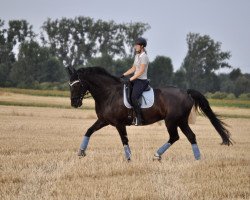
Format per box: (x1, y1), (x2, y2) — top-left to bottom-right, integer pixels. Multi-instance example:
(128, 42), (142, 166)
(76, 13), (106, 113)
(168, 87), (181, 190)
(0, 92), (249, 200)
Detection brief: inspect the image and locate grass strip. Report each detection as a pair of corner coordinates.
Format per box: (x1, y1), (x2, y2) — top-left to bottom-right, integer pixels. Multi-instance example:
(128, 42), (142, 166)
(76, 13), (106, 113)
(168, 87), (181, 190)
(1, 88), (250, 108)
(0, 87), (69, 97)
(0, 101), (94, 110)
(219, 114), (250, 119)
(1, 101), (250, 119)
(208, 99), (250, 108)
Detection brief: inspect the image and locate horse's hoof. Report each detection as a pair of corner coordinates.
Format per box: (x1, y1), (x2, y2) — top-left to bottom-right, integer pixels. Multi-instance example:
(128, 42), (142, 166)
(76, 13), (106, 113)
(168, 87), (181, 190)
(153, 154), (161, 161)
(77, 149), (86, 157)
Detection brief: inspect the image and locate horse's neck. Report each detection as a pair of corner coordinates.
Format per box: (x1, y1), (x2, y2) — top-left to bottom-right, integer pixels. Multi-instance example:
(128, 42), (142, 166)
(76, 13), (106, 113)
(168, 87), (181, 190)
(87, 78), (119, 103)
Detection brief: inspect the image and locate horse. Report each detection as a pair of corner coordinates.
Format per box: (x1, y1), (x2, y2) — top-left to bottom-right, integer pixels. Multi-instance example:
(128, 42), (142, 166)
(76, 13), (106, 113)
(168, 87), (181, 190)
(67, 66), (232, 161)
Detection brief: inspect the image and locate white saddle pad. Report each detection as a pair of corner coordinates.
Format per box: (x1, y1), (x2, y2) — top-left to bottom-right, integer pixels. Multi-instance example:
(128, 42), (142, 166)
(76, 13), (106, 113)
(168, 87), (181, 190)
(123, 85), (154, 109)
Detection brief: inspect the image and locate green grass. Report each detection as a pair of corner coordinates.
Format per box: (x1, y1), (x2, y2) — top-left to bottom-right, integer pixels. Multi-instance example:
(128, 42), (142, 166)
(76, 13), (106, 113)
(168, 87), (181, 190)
(1, 87), (250, 109)
(0, 87), (70, 97)
(0, 101), (94, 110)
(208, 99), (250, 108)
(219, 114), (250, 119)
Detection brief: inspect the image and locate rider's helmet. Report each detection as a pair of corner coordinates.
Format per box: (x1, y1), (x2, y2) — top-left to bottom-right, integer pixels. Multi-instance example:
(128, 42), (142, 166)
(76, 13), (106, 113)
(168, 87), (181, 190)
(135, 37), (147, 48)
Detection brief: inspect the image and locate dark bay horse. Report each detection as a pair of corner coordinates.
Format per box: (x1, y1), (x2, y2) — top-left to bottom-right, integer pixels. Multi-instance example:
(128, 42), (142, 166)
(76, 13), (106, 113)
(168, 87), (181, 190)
(67, 66), (232, 161)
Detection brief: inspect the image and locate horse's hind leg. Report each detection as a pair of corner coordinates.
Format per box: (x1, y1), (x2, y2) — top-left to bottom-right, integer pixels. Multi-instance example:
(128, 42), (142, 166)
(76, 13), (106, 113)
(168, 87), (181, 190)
(78, 119), (108, 157)
(179, 122), (201, 160)
(154, 121), (179, 160)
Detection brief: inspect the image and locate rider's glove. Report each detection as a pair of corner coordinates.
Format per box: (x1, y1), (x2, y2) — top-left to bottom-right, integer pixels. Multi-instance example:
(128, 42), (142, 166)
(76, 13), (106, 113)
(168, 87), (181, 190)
(120, 76), (130, 84)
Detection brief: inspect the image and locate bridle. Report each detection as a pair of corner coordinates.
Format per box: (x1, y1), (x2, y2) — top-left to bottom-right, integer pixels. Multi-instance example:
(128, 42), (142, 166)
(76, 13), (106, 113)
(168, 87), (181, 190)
(69, 79), (91, 101)
(69, 80), (80, 87)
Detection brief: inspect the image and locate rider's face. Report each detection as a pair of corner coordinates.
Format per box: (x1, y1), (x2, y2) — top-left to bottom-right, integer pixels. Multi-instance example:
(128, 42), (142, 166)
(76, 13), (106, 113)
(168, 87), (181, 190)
(134, 44), (142, 53)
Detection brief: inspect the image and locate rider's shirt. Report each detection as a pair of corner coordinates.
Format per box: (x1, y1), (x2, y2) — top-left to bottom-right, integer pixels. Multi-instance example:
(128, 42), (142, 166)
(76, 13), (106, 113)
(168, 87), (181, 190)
(133, 52), (149, 80)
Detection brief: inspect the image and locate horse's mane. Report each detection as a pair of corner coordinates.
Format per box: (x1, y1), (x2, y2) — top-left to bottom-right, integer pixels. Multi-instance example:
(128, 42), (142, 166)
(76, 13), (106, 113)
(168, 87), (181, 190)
(77, 66), (120, 83)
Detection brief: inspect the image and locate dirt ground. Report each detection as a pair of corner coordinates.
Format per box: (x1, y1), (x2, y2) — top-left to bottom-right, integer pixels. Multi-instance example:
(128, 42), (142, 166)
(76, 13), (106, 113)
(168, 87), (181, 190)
(0, 105), (249, 200)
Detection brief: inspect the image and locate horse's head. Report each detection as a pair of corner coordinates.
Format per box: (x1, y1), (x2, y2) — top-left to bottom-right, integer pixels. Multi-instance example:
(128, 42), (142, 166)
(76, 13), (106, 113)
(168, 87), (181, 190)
(67, 66), (88, 108)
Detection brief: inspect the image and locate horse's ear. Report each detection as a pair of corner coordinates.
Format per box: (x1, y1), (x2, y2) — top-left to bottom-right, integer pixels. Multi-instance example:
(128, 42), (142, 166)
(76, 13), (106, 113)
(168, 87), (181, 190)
(66, 65), (76, 76)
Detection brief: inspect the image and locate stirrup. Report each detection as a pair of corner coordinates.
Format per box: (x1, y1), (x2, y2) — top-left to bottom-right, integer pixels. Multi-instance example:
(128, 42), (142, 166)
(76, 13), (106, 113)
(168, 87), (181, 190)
(133, 117), (142, 126)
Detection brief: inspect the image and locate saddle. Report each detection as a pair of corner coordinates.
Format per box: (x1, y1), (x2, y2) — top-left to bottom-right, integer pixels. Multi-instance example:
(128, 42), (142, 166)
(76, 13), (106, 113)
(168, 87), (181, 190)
(123, 83), (154, 109)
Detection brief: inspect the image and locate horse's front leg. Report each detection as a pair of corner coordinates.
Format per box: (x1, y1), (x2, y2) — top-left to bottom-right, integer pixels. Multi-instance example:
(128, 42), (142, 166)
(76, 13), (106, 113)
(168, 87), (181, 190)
(78, 119), (108, 157)
(116, 125), (131, 161)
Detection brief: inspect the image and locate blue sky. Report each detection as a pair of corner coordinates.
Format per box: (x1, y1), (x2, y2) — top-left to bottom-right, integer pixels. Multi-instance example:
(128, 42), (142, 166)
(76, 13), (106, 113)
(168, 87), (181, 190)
(1, 0), (249, 73)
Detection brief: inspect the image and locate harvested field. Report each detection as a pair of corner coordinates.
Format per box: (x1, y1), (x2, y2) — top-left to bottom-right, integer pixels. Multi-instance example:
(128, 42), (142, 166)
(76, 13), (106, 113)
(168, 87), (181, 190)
(0, 103), (249, 199)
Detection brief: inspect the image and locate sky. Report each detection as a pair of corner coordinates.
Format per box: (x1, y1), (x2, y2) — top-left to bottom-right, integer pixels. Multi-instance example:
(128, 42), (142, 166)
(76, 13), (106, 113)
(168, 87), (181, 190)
(1, 0), (249, 73)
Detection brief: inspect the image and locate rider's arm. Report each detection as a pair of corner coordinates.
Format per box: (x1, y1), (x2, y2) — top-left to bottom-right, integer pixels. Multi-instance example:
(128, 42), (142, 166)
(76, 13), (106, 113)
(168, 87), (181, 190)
(130, 64), (145, 81)
(123, 65), (136, 76)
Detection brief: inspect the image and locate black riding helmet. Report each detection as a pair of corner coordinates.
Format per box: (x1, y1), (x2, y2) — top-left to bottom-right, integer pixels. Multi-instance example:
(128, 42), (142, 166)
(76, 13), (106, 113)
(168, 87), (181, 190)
(135, 37), (147, 47)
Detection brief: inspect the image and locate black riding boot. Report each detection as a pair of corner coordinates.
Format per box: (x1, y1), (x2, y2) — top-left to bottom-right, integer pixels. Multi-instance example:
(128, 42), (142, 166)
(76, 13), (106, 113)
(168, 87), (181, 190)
(132, 99), (143, 126)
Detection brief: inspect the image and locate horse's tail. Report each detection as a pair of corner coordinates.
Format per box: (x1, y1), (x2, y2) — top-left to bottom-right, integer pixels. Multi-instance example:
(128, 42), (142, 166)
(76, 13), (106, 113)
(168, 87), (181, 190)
(187, 89), (233, 146)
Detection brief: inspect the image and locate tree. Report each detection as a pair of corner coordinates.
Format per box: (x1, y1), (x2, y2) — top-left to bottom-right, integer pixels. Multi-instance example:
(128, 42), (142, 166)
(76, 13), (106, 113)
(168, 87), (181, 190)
(113, 57), (134, 76)
(234, 76), (250, 96)
(173, 67), (187, 89)
(0, 19), (34, 86)
(10, 40), (65, 87)
(40, 57), (66, 83)
(95, 20), (125, 58)
(229, 68), (242, 81)
(86, 54), (114, 73)
(42, 18), (83, 67)
(219, 73), (235, 93)
(41, 17), (150, 68)
(0, 63), (12, 86)
(148, 56), (173, 87)
(182, 33), (231, 93)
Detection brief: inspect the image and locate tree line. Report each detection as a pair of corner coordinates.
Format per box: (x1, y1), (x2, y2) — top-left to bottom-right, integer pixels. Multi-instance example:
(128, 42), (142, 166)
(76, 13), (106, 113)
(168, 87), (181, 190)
(0, 17), (249, 96)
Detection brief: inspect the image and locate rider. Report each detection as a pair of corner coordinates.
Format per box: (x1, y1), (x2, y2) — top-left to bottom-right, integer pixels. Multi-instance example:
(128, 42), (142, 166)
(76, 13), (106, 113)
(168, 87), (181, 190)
(121, 37), (149, 126)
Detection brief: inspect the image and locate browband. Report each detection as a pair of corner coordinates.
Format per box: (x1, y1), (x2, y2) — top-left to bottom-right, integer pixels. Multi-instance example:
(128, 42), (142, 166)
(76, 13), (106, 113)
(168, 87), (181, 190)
(69, 80), (80, 87)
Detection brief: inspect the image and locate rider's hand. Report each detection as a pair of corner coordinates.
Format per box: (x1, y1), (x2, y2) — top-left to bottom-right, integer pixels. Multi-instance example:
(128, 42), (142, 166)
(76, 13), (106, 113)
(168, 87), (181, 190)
(120, 76), (130, 84)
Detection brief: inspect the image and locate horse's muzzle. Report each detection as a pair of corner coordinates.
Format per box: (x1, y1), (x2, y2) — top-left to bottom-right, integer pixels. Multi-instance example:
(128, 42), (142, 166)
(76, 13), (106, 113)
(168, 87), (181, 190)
(71, 99), (82, 108)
